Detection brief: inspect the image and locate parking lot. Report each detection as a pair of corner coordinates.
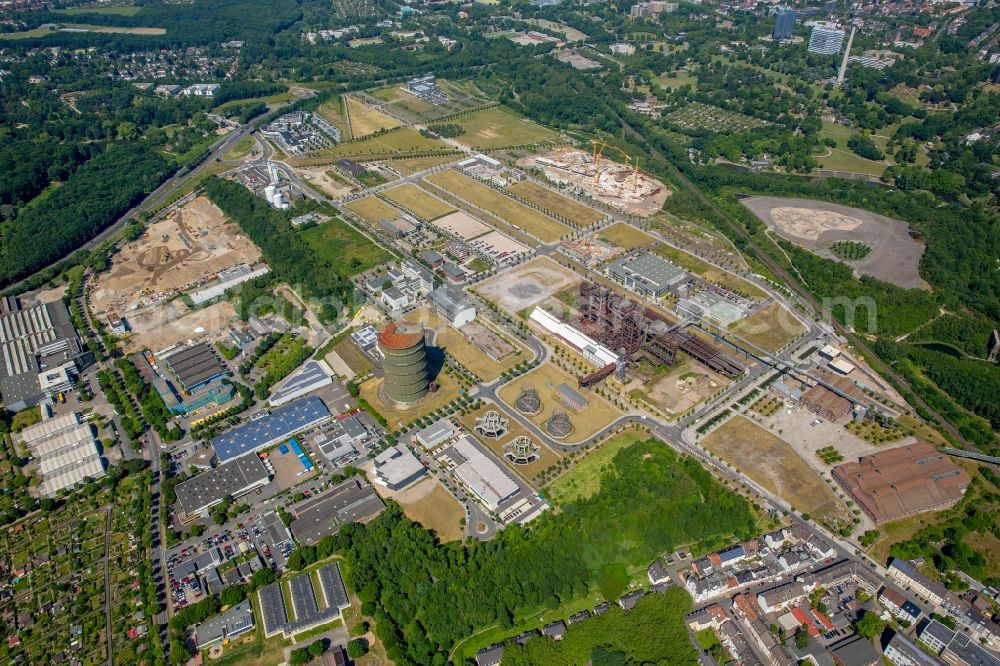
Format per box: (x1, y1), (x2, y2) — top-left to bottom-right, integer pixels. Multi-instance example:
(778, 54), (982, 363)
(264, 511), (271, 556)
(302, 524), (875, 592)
(164, 510), (296, 611)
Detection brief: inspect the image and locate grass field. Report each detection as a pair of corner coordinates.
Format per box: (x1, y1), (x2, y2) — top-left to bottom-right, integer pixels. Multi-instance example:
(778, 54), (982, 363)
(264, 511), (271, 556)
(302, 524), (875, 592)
(344, 196), (402, 224)
(214, 91), (293, 115)
(497, 362), (622, 443)
(223, 134), (257, 160)
(386, 155), (458, 175)
(546, 429), (645, 504)
(453, 107), (559, 149)
(427, 170), (570, 242)
(330, 338), (373, 376)
(316, 98), (352, 141)
(346, 97), (401, 136)
(324, 128), (445, 159)
(300, 217), (393, 274)
(396, 478), (465, 543)
(728, 302), (806, 353)
(1, 23), (164, 38)
(656, 71), (698, 91)
(382, 184), (455, 221)
(815, 121), (891, 177)
(507, 180), (604, 226)
(701, 416), (845, 524)
(599, 222), (656, 249)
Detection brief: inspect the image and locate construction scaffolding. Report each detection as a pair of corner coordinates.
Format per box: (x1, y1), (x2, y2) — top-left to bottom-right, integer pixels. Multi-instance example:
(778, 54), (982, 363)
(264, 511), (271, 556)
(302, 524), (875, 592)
(574, 282), (744, 384)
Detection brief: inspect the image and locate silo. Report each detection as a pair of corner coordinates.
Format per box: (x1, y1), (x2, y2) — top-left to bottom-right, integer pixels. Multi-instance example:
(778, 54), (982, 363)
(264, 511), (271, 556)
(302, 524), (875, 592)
(378, 322), (429, 405)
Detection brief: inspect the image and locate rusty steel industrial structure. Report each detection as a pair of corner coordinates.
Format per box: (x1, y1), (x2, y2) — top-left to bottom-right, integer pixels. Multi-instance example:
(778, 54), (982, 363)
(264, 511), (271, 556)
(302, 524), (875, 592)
(574, 282), (745, 387)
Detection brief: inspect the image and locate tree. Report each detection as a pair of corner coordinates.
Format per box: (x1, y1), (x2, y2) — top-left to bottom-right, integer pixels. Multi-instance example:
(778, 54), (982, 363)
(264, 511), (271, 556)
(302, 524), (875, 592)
(854, 611), (885, 640)
(795, 625), (810, 649)
(308, 639), (326, 658)
(220, 584), (248, 607)
(347, 638), (368, 659)
(289, 647), (311, 666)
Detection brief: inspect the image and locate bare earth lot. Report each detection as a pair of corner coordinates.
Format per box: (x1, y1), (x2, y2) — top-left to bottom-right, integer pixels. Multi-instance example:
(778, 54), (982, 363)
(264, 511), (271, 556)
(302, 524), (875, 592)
(701, 416), (847, 524)
(633, 360), (729, 416)
(741, 196), (925, 289)
(92, 196), (260, 316)
(474, 256), (581, 315)
(125, 301), (237, 354)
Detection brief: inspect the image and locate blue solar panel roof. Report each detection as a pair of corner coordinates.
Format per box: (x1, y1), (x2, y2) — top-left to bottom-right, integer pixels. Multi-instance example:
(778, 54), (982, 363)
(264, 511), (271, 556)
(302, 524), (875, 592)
(212, 396), (331, 462)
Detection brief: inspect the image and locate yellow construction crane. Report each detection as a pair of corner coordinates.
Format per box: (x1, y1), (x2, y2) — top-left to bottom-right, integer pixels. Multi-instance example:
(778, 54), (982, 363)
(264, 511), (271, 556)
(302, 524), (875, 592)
(590, 139), (640, 190)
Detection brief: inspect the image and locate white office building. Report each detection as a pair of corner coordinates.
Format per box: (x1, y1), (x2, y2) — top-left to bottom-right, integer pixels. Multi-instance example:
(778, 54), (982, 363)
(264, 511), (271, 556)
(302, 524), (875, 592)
(808, 23), (845, 54)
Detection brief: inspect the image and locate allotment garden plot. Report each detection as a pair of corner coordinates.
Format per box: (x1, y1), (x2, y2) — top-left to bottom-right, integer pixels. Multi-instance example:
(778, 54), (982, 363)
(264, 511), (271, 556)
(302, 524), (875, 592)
(664, 102), (772, 133)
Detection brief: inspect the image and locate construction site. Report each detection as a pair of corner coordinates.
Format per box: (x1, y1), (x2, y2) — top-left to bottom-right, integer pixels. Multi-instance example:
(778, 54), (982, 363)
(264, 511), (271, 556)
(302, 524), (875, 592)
(90, 196), (261, 351)
(571, 282), (746, 387)
(518, 144), (670, 217)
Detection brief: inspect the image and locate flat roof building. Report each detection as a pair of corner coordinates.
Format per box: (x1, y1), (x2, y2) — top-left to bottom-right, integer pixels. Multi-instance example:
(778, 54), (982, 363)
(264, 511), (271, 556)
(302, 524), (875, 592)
(268, 360), (335, 407)
(829, 635), (879, 666)
(832, 443), (969, 523)
(414, 419), (456, 450)
(211, 396), (332, 463)
(606, 252), (686, 298)
(195, 600), (255, 649)
(163, 343), (229, 392)
(290, 478), (385, 546)
(428, 287), (476, 328)
(372, 445), (427, 490)
(175, 455), (271, 518)
(448, 435), (519, 512)
(311, 413), (374, 465)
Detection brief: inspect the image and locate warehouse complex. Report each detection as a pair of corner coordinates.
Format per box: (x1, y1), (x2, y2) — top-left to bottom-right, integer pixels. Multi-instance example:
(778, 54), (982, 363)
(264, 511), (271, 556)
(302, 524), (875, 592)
(832, 443), (970, 523)
(211, 396), (332, 463)
(289, 478), (385, 546)
(18, 412), (105, 495)
(174, 454), (271, 518)
(0, 297), (91, 412)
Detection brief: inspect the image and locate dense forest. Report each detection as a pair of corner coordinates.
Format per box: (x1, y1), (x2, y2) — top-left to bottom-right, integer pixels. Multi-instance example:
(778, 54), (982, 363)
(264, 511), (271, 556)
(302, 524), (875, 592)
(329, 439), (756, 665)
(203, 178), (355, 322)
(0, 144), (172, 287)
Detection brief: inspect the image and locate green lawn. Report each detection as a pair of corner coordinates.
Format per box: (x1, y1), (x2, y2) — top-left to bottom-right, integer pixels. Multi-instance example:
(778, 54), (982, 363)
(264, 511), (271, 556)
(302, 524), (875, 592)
(301, 217), (394, 275)
(545, 430), (643, 505)
(453, 107), (559, 148)
(816, 120), (892, 176)
(224, 134), (256, 160)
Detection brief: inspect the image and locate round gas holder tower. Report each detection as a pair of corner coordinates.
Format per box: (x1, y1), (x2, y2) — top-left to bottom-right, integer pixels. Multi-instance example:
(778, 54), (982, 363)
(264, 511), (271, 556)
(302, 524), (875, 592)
(378, 321), (430, 405)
